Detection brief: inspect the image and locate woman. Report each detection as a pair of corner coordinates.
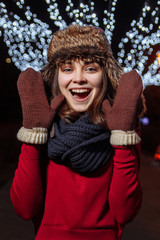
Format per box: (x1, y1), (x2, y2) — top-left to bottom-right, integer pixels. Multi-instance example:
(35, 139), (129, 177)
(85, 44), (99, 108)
(10, 24), (145, 240)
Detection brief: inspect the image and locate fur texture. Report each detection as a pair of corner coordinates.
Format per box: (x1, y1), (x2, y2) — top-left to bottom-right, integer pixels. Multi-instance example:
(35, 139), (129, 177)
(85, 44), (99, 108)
(48, 25), (123, 89)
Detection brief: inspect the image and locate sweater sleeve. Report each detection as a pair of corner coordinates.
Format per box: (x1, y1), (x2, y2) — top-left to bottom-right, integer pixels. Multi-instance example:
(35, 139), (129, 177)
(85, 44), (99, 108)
(10, 143), (45, 220)
(108, 141), (142, 225)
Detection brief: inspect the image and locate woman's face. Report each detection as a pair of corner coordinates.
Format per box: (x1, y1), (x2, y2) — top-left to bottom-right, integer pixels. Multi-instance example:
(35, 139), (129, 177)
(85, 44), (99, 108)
(58, 59), (103, 112)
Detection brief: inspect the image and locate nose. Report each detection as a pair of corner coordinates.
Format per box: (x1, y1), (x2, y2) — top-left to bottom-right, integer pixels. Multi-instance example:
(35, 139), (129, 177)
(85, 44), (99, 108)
(72, 69), (87, 84)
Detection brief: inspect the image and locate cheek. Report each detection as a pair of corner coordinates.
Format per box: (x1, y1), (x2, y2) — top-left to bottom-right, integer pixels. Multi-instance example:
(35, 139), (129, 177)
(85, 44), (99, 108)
(93, 75), (103, 97)
(58, 70), (72, 87)
(93, 74), (103, 89)
(58, 73), (67, 93)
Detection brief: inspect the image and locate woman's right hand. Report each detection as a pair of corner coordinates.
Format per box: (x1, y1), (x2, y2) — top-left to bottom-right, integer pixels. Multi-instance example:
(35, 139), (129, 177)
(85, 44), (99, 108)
(17, 68), (64, 144)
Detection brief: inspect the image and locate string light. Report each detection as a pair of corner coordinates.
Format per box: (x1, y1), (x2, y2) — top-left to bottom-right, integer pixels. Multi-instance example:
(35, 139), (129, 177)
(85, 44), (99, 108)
(0, 1), (52, 71)
(64, 0), (99, 26)
(6, 57), (11, 63)
(103, 0), (117, 42)
(0, 0), (160, 88)
(117, 1), (160, 87)
(158, 52), (160, 68)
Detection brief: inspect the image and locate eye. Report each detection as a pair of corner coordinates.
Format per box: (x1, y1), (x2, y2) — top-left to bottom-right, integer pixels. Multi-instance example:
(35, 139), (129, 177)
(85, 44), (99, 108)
(63, 67), (72, 72)
(86, 66), (97, 72)
(85, 62), (101, 72)
(60, 64), (73, 73)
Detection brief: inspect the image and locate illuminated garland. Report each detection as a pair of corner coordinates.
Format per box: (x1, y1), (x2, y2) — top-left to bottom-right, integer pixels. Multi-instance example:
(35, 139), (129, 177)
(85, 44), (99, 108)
(0, 0), (159, 87)
(117, 1), (160, 87)
(0, 1), (52, 70)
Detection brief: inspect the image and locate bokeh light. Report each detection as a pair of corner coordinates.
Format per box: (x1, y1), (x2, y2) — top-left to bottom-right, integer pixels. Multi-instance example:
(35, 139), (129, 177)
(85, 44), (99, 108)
(0, 0), (160, 88)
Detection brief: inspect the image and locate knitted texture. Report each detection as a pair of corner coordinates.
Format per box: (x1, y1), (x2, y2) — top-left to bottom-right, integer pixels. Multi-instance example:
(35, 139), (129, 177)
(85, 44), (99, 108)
(17, 68), (64, 129)
(17, 68), (64, 143)
(110, 130), (140, 146)
(102, 70), (143, 145)
(47, 115), (112, 174)
(17, 127), (48, 144)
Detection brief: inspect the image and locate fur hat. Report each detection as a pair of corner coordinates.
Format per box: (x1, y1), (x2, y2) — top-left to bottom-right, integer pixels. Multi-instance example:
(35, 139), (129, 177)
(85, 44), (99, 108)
(48, 24), (123, 89)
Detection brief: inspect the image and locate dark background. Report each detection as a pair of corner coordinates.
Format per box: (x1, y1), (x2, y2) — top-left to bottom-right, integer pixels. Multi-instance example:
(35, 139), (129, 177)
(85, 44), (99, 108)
(0, 0), (160, 239)
(0, 0), (159, 161)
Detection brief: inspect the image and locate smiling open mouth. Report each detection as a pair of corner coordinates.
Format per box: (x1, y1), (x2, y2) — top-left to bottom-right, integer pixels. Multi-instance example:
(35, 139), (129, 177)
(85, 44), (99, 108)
(70, 88), (91, 99)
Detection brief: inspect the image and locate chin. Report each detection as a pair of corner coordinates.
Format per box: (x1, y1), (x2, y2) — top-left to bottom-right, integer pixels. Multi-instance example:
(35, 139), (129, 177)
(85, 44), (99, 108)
(71, 104), (90, 113)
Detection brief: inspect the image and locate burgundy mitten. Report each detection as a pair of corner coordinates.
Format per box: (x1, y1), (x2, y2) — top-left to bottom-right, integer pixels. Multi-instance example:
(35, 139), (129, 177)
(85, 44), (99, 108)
(17, 68), (64, 144)
(102, 70), (143, 145)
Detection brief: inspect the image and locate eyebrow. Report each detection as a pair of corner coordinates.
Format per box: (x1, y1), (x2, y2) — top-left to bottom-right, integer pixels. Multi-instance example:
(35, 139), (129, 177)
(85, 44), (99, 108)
(59, 59), (101, 69)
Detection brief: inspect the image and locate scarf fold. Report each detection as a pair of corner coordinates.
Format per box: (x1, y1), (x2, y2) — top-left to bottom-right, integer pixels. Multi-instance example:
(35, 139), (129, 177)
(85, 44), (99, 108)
(47, 115), (113, 174)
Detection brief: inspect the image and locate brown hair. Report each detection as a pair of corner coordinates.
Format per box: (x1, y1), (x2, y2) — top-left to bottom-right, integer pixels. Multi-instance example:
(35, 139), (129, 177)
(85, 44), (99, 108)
(42, 59), (116, 128)
(41, 24), (123, 127)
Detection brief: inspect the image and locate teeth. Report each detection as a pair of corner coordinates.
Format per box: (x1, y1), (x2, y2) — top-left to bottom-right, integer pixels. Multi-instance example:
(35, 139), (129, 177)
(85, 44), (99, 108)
(71, 89), (90, 93)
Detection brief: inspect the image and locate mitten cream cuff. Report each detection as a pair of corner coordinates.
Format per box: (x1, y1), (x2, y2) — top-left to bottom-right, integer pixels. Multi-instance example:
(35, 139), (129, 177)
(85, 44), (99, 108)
(17, 127), (48, 144)
(110, 130), (141, 146)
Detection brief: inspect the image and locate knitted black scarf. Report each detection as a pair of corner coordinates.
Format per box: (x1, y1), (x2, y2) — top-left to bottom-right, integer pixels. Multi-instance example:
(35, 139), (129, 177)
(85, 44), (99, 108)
(47, 115), (113, 174)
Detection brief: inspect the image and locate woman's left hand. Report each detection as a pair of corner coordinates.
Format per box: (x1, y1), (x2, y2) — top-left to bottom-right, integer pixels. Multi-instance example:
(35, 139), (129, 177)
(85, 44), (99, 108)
(102, 70), (143, 132)
(102, 70), (143, 145)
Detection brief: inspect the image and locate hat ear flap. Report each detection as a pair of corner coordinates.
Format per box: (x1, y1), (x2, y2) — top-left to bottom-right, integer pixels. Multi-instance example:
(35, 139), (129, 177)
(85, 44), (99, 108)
(105, 56), (124, 89)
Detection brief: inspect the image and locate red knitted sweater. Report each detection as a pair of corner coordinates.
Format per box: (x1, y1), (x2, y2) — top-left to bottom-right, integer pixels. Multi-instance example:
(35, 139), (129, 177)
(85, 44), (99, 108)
(10, 140), (142, 240)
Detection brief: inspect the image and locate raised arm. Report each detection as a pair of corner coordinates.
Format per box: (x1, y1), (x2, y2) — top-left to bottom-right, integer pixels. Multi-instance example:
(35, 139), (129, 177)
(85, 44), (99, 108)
(108, 143), (142, 225)
(10, 144), (44, 220)
(10, 68), (64, 220)
(102, 70), (144, 225)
